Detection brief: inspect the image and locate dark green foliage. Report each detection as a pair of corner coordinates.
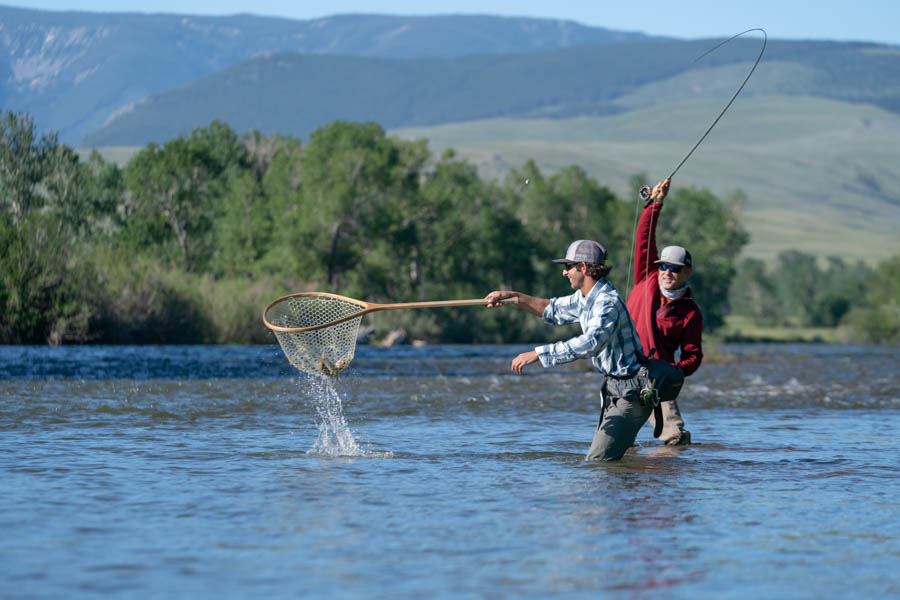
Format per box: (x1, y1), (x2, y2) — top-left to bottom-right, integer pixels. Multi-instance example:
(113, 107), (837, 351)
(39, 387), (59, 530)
(728, 250), (888, 336)
(842, 256), (900, 343)
(0, 111), (97, 344)
(297, 121), (429, 295)
(0, 111), (56, 225)
(121, 120), (245, 272)
(0, 211), (95, 344)
(728, 257), (779, 326)
(502, 161), (634, 299)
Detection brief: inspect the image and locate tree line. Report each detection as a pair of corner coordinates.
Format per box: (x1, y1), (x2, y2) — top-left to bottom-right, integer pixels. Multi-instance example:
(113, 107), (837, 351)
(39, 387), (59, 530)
(1, 109), (897, 345)
(730, 252), (899, 343)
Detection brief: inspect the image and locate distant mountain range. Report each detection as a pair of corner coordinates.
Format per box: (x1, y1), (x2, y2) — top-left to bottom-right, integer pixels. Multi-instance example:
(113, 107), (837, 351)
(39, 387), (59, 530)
(3, 4), (900, 149)
(0, 5), (656, 144)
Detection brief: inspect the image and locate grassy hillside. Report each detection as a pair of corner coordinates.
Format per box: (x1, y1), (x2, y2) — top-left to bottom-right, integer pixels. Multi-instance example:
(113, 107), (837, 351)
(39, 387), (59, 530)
(392, 95), (900, 263)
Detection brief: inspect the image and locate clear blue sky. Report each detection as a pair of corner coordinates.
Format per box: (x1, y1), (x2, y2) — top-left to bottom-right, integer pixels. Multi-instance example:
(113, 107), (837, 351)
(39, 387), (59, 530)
(8, 0), (900, 46)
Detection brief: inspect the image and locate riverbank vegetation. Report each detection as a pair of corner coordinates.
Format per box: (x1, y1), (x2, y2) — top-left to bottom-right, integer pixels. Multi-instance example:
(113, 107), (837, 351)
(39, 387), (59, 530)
(1, 110), (897, 345)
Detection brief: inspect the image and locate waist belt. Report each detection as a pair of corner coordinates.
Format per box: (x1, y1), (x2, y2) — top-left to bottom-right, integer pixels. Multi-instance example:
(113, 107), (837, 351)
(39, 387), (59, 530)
(605, 371), (639, 380)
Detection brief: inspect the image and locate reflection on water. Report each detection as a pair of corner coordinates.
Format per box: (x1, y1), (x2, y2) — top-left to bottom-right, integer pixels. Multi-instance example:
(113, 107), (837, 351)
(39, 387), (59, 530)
(1, 343), (899, 599)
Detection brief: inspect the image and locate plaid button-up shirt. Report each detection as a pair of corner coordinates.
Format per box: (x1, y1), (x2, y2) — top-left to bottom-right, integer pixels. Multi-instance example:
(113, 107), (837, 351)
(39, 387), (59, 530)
(535, 279), (644, 378)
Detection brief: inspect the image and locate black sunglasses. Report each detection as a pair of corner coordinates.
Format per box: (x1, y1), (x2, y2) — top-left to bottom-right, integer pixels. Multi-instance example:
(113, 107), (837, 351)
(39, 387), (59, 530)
(564, 263), (581, 271)
(658, 263), (684, 273)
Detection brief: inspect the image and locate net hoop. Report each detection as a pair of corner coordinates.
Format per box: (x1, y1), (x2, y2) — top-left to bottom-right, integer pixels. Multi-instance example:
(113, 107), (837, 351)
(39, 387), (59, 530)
(263, 292), (369, 377)
(262, 292), (517, 377)
(263, 292), (368, 333)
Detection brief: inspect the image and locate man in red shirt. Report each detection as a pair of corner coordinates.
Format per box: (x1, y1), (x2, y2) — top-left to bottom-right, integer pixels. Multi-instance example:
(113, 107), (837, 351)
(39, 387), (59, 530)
(627, 178), (703, 445)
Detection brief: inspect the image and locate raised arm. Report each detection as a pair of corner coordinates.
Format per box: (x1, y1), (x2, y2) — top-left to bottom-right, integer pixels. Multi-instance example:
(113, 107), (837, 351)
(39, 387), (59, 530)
(633, 178), (670, 284)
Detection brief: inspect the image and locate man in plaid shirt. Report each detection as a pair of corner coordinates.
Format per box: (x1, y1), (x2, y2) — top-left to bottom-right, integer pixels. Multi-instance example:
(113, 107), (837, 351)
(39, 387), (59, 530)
(486, 239), (651, 461)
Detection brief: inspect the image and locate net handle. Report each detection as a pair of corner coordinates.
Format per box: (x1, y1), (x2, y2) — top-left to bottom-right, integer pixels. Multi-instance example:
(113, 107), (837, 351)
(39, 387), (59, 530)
(262, 292), (519, 333)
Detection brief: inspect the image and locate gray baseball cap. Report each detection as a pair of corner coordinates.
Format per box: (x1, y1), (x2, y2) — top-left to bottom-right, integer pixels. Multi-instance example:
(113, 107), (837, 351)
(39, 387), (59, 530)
(656, 245), (692, 266)
(551, 240), (607, 264)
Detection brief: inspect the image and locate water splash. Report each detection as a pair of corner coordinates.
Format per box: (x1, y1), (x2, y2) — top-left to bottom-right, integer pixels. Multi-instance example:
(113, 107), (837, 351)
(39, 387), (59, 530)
(302, 377), (391, 458)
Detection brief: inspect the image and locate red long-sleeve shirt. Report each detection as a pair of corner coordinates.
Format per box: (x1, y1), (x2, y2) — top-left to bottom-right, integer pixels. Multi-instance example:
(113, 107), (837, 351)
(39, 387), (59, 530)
(625, 201), (703, 376)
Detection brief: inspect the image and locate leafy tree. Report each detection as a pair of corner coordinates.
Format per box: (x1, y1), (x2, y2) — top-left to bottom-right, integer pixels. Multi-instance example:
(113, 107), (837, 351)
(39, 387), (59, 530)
(415, 150), (490, 299)
(841, 255), (900, 343)
(82, 150), (124, 237)
(729, 252), (878, 330)
(0, 111), (55, 227)
(242, 130), (283, 178)
(1, 112), (762, 344)
(503, 161), (629, 297)
(254, 136), (312, 281)
(771, 250), (820, 326)
(297, 121), (428, 296)
(808, 257), (871, 326)
(212, 168), (271, 278)
(728, 257), (780, 326)
(122, 120), (244, 272)
(0, 111), (98, 343)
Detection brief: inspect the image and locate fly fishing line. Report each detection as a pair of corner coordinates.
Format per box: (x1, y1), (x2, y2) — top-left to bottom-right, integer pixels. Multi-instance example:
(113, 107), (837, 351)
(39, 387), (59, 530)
(638, 28), (767, 202)
(627, 28), (767, 298)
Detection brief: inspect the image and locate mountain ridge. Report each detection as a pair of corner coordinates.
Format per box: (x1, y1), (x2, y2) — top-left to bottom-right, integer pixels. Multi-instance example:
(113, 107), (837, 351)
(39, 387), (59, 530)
(0, 5), (658, 143)
(80, 37), (900, 148)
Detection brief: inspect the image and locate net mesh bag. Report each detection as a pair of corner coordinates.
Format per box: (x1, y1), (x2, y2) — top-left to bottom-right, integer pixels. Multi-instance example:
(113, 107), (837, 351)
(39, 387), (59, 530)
(265, 295), (365, 377)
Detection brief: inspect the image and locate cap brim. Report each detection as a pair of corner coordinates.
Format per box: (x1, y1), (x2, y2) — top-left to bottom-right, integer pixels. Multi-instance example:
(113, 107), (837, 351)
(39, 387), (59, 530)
(654, 259), (687, 266)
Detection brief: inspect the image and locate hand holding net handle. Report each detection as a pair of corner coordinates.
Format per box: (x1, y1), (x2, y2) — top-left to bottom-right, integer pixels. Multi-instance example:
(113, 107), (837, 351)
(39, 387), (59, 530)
(263, 293), (519, 333)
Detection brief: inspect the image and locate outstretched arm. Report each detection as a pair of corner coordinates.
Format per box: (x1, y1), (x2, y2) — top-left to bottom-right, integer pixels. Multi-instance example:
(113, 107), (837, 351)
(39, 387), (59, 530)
(485, 290), (549, 318)
(633, 178), (670, 284)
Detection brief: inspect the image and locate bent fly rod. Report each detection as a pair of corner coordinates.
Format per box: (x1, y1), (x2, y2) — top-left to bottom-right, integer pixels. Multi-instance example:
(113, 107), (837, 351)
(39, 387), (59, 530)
(639, 28), (767, 204)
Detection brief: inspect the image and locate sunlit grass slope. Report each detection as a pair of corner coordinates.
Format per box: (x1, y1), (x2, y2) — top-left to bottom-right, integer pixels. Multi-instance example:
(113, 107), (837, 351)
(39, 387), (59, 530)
(394, 95), (900, 263)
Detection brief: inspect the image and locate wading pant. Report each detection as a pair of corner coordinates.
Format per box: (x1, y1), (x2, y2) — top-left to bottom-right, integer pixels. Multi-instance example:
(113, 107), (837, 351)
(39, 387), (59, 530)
(585, 375), (653, 461)
(647, 398), (690, 445)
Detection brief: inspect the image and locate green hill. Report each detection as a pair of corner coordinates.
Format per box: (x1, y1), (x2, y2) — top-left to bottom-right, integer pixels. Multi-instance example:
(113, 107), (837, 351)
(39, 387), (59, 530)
(392, 95), (900, 264)
(81, 37), (900, 148)
(0, 6), (654, 144)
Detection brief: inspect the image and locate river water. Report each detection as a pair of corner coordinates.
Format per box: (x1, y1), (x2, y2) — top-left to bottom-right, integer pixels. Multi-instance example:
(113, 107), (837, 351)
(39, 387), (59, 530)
(2, 343), (898, 599)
